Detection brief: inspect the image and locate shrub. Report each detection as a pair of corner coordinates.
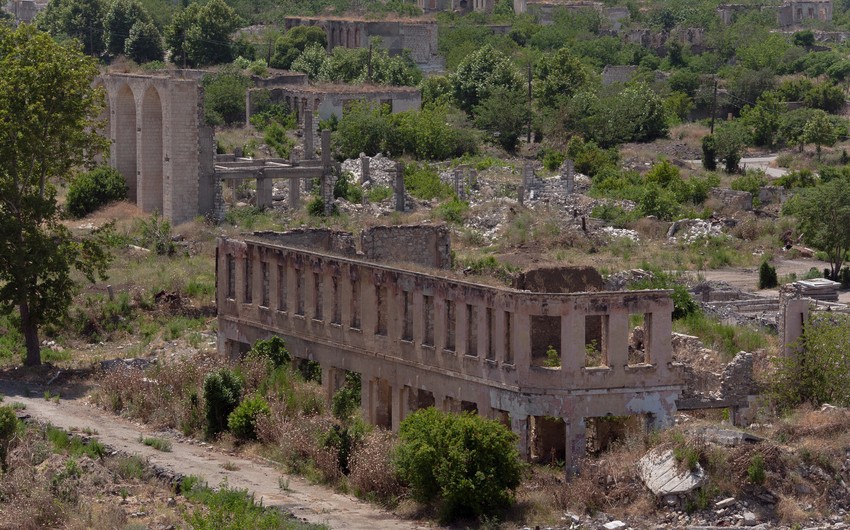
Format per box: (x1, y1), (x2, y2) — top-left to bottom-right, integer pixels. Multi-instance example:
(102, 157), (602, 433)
(203, 368), (243, 439)
(333, 172), (364, 203)
(748, 454), (766, 485)
(0, 406), (17, 470)
(434, 197), (469, 224)
(228, 394), (271, 441)
(731, 171), (767, 195)
(701, 135), (717, 171)
(404, 163), (454, 201)
(306, 196), (327, 217)
(66, 166), (128, 218)
(319, 417), (367, 475)
(250, 337), (291, 368)
(367, 185), (392, 203)
(331, 371), (361, 421)
(541, 148), (566, 171)
(137, 212), (175, 255)
(395, 408), (523, 522)
(758, 260), (778, 289)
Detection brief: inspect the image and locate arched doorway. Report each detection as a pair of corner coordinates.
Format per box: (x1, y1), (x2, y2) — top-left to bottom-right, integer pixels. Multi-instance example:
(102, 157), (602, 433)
(115, 84), (137, 202)
(140, 86), (164, 213)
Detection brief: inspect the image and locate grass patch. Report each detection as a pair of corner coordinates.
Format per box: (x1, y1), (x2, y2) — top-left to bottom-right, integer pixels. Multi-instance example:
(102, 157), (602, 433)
(181, 476), (327, 529)
(140, 436), (172, 452)
(673, 312), (771, 359)
(114, 455), (146, 479)
(46, 425), (106, 459)
(366, 185), (392, 203)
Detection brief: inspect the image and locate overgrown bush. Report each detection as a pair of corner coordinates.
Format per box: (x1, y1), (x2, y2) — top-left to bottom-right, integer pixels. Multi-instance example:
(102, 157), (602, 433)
(66, 166), (127, 218)
(333, 172), (364, 203)
(701, 134), (717, 171)
(0, 406), (17, 470)
(228, 394), (271, 441)
(331, 372), (361, 421)
(137, 212), (175, 255)
(395, 408), (523, 522)
(404, 163), (454, 201)
(433, 197), (469, 224)
(758, 260), (778, 289)
(203, 368), (243, 439)
(772, 313), (850, 409)
(250, 337), (291, 368)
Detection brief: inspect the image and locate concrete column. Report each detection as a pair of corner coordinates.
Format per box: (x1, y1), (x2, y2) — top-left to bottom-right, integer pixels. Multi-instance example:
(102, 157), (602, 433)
(340, 270), (352, 329)
(518, 184), (524, 206)
(562, 309), (585, 374)
(392, 385), (408, 432)
(269, 254), (280, 310)
(477, 304), (489, 360)
(565, 417), (586, 476)
(361, 278), (378, 336)
(321, 129), (331, 170)
(412, 291), (424, 347)
(360, 377), (373, 424)
(304, 109), (314, 160)
(286, 261), (299, 315)
(563, 158), (574, 194)
(434, 297), (447, 352)
(513, 312), (531, 380)
(606, 309), (629, 368)
(289, 177), (300, 210)
(511, 415), (530, 460)
(304, 266), (316, 319)
(650, 301), (673, 365)
(322, 365), (336, 404)
(457, 301), (469, 356)
(360, 154), (370, 184)
(245, 89), (253, 126)
(256, 173), (273, 209)
(394, 162), (405, 212)
(322, 270), (335, 323)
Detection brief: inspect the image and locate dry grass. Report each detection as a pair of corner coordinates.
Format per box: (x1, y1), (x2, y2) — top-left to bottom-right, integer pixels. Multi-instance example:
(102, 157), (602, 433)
(348, 429), (404, 501)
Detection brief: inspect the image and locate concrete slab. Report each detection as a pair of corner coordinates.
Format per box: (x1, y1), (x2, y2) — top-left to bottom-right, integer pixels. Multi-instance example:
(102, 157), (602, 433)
(638, 448), (707, 496)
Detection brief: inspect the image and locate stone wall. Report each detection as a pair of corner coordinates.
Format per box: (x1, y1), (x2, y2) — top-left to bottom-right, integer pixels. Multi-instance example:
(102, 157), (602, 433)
(361, 224), (451, 269)
(253, 229), (357, 256)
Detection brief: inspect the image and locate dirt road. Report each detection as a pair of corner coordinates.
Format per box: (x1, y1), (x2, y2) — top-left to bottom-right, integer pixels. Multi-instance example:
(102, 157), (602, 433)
(0, 378), (428, 530)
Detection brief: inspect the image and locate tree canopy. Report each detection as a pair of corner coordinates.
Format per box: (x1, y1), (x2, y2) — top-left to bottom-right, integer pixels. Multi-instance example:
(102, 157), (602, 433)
(0, 24), (112, 366)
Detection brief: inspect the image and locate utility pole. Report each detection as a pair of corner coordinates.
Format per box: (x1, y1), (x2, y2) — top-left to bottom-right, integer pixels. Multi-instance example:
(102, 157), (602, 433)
(709, 76), (718, 134)
(527, 54), (532, 143)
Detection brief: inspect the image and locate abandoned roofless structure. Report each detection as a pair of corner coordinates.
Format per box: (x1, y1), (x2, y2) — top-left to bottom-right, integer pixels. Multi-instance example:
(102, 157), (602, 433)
(217, 228), (688, 470)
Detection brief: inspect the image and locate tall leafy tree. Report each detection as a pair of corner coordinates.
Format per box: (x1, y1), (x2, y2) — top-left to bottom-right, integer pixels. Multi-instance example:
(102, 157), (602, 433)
(165, 0), (240, 67)
(451, 44), (523, 114)
(784, 178), (850, 280)
(802, 110), (839, 160)
(36, 0), (107, 55)
(534, 46), (592, 108)
(270, 25), (326, 70)
(124, 20), (163, 64)
(103, 0), (151, 56)
(0, 25), (112, 366)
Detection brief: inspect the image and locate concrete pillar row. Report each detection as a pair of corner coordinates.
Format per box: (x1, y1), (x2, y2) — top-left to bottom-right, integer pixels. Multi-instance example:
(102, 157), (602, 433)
(565, 417), (586, 475)
(511, 415), (530, 460)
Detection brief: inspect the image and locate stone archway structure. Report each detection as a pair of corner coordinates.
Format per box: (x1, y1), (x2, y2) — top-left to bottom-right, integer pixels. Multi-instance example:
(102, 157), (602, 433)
(99, 73), (215, 224)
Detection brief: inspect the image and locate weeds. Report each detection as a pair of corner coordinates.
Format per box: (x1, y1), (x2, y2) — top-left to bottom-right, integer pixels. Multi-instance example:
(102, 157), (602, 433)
(140, 435), (172, 452)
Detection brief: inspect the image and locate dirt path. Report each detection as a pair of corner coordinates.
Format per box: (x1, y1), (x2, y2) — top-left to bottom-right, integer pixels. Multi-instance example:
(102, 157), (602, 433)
(0, 378), (428, 530)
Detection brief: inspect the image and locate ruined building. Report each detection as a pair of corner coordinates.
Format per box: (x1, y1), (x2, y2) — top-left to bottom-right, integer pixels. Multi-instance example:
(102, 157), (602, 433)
(97, 72), (216, 224)
(217, 228), (687, 471)
(283, 16), (443, 71)
(717, 0), (832, 27)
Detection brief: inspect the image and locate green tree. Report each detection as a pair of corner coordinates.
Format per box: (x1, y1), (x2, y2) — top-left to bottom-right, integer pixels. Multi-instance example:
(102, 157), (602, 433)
(103, 0), (150, 56)
(201, 67), (251, 125)
(784, 178), (850, 280)
(772, 313), (850, 408)
(803, 82), (845, 113)
(778, 107), (819, 151)
(451, 44), (523, 114)
(714, 120), (749, 173)
(332, 101), (390, 160)
(124, 20), (163, 63)
(0, 25), (111, 366)
(37, 0), (107, 56)
(165, 0), (240, 67)
(270, 25), (326, 70)
(740, 91), (782, 148)
(534, 46), (591, 108)
(290, 42), (326, 79)
(802, 110), (838, 159)
(474, 86), (528, 153)
(420, 75), (452, 107)
(395, 408), (523, 522)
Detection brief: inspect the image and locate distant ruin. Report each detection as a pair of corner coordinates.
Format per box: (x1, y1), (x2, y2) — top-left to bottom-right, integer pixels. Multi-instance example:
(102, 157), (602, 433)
(283, 16), (443, 71)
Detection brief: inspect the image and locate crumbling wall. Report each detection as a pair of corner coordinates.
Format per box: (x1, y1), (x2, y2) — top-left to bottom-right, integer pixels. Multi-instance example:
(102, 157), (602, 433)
(253, 229), (357, 256)
(360, 224), (451, 269)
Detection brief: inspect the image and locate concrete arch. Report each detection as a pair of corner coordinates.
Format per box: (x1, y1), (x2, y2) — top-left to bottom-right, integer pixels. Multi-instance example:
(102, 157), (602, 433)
(140, 86), (164, 213)
(114, 83), (137, 202)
